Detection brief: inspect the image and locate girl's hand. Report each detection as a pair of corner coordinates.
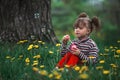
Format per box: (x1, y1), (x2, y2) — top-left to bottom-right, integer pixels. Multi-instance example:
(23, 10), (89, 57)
(71, 44), (77, 51)
(62, 35), (70, 44)
(71, 44), (80, 55)
(71, 48), (80, 55)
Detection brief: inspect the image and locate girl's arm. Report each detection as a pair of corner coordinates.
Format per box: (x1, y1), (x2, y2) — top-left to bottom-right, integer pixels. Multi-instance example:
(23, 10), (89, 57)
(79, 46), (99, 65)
(60, 35), (70, 56)
(60, 43), (69, 57)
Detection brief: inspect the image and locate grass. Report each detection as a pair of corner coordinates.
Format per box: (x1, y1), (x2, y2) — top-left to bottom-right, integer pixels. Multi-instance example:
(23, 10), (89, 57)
(0, 40), (120, 80)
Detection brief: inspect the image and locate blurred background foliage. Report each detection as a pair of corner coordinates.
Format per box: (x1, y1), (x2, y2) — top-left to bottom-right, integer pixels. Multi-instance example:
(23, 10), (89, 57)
(51, 0), (120, 46)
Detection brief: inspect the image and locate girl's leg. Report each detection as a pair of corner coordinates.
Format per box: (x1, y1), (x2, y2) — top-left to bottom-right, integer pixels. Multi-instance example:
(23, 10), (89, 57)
(66, 54), (79, 67)
(56, 52), (72, 68)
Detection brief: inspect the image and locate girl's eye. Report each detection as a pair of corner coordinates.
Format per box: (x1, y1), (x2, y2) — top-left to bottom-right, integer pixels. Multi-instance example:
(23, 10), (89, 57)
(78, 27), (84, 29)
(79, 27), (83, 29)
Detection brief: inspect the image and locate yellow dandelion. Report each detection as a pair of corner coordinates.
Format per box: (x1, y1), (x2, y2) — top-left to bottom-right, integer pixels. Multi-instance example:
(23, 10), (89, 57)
(38, 41), (45, 44)
(56, 43), (61, 47)
(40, 65), (45, 68)
(52, 70), (59, 76)
(27, 44), (33, 50)
(89, 56), (96, 59)
(23, 40), (28, 42)
(74, 66), (80, 71)
(49, 51), (54, 54)
(25, 58), (30, 63)
(114, 55), (119, 58)
(104, 48), (109, 52)
(17, 40), (28, 44)
(11, 57), (15, 61)
(79, 73), (89, 79)
(33, 60), (38, 63)
(99, 53), (103, 56)
(48, 73), (53, 78)
(117, 40), (120, 43)
(33, 55), (41, 59)
(103, 70), (110, 75)
(32, 63), (38, 66)
(110, 46), (113, 49)
(33, 56), (36, 58)
(65, 65), (70, 68)
(32, 67), (39, 72)
(55, 74), (61, 80)
(32, 60), (38, 66)
(42, 42), (45, 44)
(19, 55), (23, 58)
(116, 49), (120, 54)
(111, 49), (116, 52)
(58, 68), (64, 72)
(99, 60), (105, 64)
(110, 64), (118, 68)
(39, 70), (48, 76)
(6, 56), (11, 59)
(36, 55), (41, 58)
(79, 66), (88, 73)
(96, 66), (103, 70)
(33, 45), (39, 48)
(114, 47), (118, 49)
(100, 53), (108, 56)
(38, 40), (42, 43)
(17, 41), (23, 44)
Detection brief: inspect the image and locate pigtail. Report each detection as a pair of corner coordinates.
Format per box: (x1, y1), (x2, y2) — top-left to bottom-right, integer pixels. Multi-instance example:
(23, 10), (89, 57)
(78, 12), (88, 18)
(91, 16), (101, 32)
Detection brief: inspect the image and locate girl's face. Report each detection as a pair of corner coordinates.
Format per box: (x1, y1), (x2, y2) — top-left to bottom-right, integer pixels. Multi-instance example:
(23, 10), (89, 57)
(74, 22), (90, 39)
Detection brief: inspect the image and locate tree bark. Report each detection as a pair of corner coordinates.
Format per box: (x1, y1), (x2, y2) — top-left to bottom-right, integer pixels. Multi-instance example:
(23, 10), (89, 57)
(0, 0), (59, 44)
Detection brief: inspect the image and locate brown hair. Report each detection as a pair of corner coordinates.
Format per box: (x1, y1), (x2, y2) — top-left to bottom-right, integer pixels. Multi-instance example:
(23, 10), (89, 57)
(73, 12), (101, 33)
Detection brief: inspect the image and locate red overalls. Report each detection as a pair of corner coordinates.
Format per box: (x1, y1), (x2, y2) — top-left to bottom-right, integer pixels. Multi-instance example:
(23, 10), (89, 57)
(56, 52), (82, 68)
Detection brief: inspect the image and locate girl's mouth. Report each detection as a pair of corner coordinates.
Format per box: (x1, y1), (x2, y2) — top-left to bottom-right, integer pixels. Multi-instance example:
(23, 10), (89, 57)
(76, 33), (80, 35)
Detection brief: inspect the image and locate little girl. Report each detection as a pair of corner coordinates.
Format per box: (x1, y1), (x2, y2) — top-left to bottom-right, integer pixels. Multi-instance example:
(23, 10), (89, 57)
(56, 12), (100, 68)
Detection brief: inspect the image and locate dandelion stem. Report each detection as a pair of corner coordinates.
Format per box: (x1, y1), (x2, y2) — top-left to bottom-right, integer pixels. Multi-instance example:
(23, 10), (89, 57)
(69, 39), (72, 43)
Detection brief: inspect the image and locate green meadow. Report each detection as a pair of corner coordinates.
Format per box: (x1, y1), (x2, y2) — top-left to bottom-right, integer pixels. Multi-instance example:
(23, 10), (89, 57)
(0, 40), (120, 80)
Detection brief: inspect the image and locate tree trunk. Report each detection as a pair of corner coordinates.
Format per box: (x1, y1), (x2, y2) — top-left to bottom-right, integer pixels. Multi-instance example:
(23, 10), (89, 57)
(0, 0), (59, 44)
